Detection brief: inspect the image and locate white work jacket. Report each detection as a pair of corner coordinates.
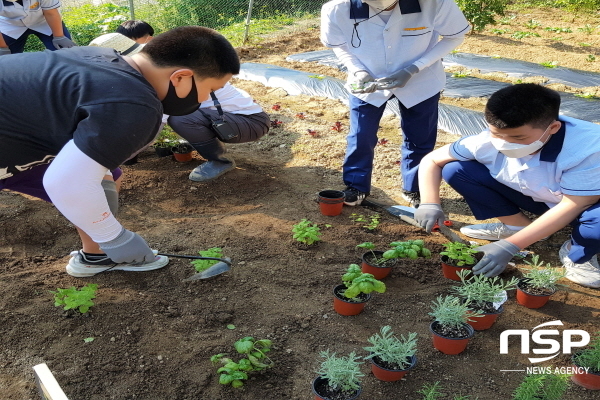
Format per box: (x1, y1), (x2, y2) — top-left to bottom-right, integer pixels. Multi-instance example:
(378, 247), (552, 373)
(321, 0), (470, 108)
(0, 0), (60, 39)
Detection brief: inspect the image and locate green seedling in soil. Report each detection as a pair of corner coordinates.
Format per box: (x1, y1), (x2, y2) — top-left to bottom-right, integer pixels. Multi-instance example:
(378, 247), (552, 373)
(363, 326), (417, 369)
(292, 218), (321, 245)
(191, 247), (223, 272)
(440, 241), (478, 266)
(350, 213), (381, 231)
(453, 269), (518, 312)
(152, 129), (180, 149)
(383, 239), (432, 260)
(573, 331), (600, 373)
(579, 42), (592, 47)
(512, 31), (540, 39)
(525, 19), (541, 29)
(544, 27), (572, 33)
(452, 70), (470, 78)
(490, 28), (509, 35)
(51, 283), (98, 314)
(512, 373), (570, 400)
(316, 350), (364, 394)
(578, 24), (596, 34)
(540, 61), (558, 68)
(522, 255), (567, 292)
(586, 54), (596, 62)
(429, 295), (482, 331)
(417, 381), (478, 400)
(341, 264), (386, 299)
(211, 336), (273, 388)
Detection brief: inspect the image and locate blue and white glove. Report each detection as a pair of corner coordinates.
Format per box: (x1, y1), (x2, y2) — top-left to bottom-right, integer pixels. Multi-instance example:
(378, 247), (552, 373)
(349, 70), (377, 94)
(415, 203), (445, 233)
(375, 64), (419, 90)
(52, 36), (76, 49)
(99, 228), (155, 264)
(472, 240), (521, 277)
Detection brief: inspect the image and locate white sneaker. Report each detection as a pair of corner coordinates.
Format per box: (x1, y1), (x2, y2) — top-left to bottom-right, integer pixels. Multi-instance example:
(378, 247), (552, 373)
(459, 223), (522, 241)
(66, 250), (169, 278)
(558, 241), (600, 289)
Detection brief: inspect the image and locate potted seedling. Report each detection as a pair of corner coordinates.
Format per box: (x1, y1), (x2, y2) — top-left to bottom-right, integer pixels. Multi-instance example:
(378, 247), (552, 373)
(210, 336), (273, 388)
(51, 283), (98, 315)
(516, 255), (566, 309)
(571, 331), (600, 390)
(333, 264), (386, 316)
(513, 373), (570, 399)
(312, 350), (363, 400)
(358, 240), (432, 279)
(292, 218), (322, 248)
(452, 270), (518, 331)
(171, 141), (194, 162)
(440, 242), (480, 281)
(363, 326), (418, 382)
(152, 129), (179, 157)
(428, 295), (480, 354)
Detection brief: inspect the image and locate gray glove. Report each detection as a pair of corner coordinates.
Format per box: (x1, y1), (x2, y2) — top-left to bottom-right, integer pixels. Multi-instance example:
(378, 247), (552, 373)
(99, 228), (155, 264)
(0, 47), (11, 56)
(349, 70), (377, 94)
(52, 36), (76, 49)
(375, 64), (419, 90)
(472, 239), (521, 277)
(415, 203), (445, 233)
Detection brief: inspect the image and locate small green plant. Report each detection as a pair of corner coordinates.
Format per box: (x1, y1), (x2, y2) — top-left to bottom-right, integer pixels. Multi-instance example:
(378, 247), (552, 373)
(429, 295), (481, 330)
(51, 283), (98, 314)
(316, 350), (364, 394)
(309, 74), (325, 80)
(524, 19), (541, 29)
(574, 92), (599, 99)
(499, 15), (516, 25)
(153, 128), (180, 148)
(521, 255), (566, 291)
(573, 331), (600, 373)
(440, 242), (478, 266)
(586, 54), (596, 62)
(417, 381), (477, 399)
(356, 241), (379, 262)
(579, 42), (592, 47)
(349, 213), (381, 231)
(512, 31), (541, 39)
(544, 27), (572, 33)
(456, 0), (506, 32)
(490, 28), (510, 35)
(383, 239), (432, 260)
(540, 61), (559, 68)
(512, 373), (570, 400)
(292, 218), (321, 245)
(191, 247), (223, 272)
(453, 269), (518, 311)
(578, 24), (596, 34)
(363, 326), (417, 369)
(341, 264), (386, 299)
(210, 336), (273, 388)
(452, 70), (471, 78)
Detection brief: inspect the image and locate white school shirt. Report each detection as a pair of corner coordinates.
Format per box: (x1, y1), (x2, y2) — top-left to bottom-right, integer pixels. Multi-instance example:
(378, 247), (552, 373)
(449, 115), (600, 207)
(0, 0), (60, 39)
(321, 0), (470, 108)
(199, 82), (263, 116)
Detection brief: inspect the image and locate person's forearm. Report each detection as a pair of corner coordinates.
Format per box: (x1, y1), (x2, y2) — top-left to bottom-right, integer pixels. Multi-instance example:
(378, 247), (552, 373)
(332, 46), (369, 76)
(42, 9), (65, 37)
(413, 35), (465, 71)
(417, 153), (444, 204)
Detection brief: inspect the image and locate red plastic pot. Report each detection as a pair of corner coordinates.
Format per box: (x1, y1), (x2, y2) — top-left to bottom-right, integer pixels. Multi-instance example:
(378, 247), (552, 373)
(361, 251), (395, 280)
(332, 284), (371, 316)
(312, 376), (362, 400)
(430, 321), (474, 355)
(318, 190), (345, 216)
(440, 255), (473, 281)
(467, 305), (503, 331)
(173, 151), (193, 162)
(370, 355), (417, 382)
(516, 279), (556, 309)
(572, 354), (600, 390)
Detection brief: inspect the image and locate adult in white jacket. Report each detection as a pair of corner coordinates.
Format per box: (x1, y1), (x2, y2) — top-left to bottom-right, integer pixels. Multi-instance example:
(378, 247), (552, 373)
(320, 0), (470, 206)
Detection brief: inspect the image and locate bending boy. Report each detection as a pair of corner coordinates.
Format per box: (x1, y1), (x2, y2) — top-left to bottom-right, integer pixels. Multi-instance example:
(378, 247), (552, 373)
(415, 84), (600, 288)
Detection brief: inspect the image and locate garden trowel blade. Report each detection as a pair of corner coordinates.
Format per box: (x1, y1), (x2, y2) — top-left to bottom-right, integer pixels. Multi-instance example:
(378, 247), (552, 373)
(184, 258), (232, 281)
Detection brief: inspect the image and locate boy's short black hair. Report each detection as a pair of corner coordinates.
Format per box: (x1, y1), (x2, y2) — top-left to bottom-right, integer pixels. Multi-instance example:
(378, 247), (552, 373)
(485, 83), (561, 129)
(116, 20), (154, 40)
(141, 26), (240, 78)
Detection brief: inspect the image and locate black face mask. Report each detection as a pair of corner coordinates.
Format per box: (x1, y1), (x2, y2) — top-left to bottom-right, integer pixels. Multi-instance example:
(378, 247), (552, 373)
(161, 75), (200, 116)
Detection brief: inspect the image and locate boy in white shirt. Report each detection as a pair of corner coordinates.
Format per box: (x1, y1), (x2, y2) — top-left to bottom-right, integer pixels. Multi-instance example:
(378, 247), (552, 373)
(415, 84), (600, 288)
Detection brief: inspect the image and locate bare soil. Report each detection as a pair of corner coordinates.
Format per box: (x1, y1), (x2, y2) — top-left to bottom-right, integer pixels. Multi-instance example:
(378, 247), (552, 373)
(1, 7), (600, 400)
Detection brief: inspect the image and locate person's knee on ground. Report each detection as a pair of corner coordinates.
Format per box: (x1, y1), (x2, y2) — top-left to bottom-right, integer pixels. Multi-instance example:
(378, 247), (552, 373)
(188, 138), (235, 182)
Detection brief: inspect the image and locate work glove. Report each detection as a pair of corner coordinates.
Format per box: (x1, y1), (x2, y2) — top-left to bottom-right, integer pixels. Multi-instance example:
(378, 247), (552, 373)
(0, 47), (11, 56)
(52, 36), (77, 50)
(414, 203), (445, 233)
(349, 70), (377, 94)
(375, 64), (419, 90)
(99, 228), (156, 264)
(472, 239), (521, 277)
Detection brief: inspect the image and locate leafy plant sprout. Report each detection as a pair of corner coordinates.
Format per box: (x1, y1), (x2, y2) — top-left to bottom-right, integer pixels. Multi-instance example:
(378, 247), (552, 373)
(316, 350), (364, 394)
(211, 336), (273, 388)
(417, 381), (478, 400)
(191, 247), (223, 272)
(512, 373), (570, 400)
(291, 218), (321, 245)
(521, 255), (566, 291)
(578, 24), (596, 34)
(440, 242), (478, 266)
(453, 269), (518, 311)
(586, 54), (596, 62)
(524, 19), (541, 29)
(383, 239), (432, 260)
(51, 283), (98, 314)
(573, 331), (600, 373)
(356, 241), (379, 262)
(363, 326), (417, 369)
(429, 295), (481, 330)
(349, 213), (380, 231)
(540, 61), (558, 68)
(341, 264), (386, 299)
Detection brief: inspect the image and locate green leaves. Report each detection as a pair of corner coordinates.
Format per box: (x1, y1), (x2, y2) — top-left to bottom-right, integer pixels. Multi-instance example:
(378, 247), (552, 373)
(429, 295), (480, 330)
(441, 242), (478, 266)
(211, 337), (273, 388)
(456, 0), (507, 32)
(316, 350), (364, 393)
(191, 247), (223, 272)
(364, 326), (418, 368)
(292, 219), (322, 245)
(383, 240), (431, 260)
(51, 284), (98, 314)
(453, 270), (518, 308)
(341, 264), (386, 299)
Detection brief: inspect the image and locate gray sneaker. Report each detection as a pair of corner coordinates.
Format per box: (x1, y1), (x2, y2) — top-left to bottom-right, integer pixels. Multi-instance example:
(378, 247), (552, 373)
(459, 223), (522, 241)
(558, 241), (600, 288)
(66, 250), (169, 278)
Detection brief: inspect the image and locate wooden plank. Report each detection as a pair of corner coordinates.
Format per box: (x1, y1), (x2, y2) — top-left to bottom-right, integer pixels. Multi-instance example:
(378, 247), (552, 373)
(32, 364), (69, 400)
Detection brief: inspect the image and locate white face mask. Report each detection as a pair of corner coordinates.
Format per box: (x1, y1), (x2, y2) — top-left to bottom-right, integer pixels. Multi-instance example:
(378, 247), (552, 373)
(361, 0), (398, 10)
(490, 124), (553, 158)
